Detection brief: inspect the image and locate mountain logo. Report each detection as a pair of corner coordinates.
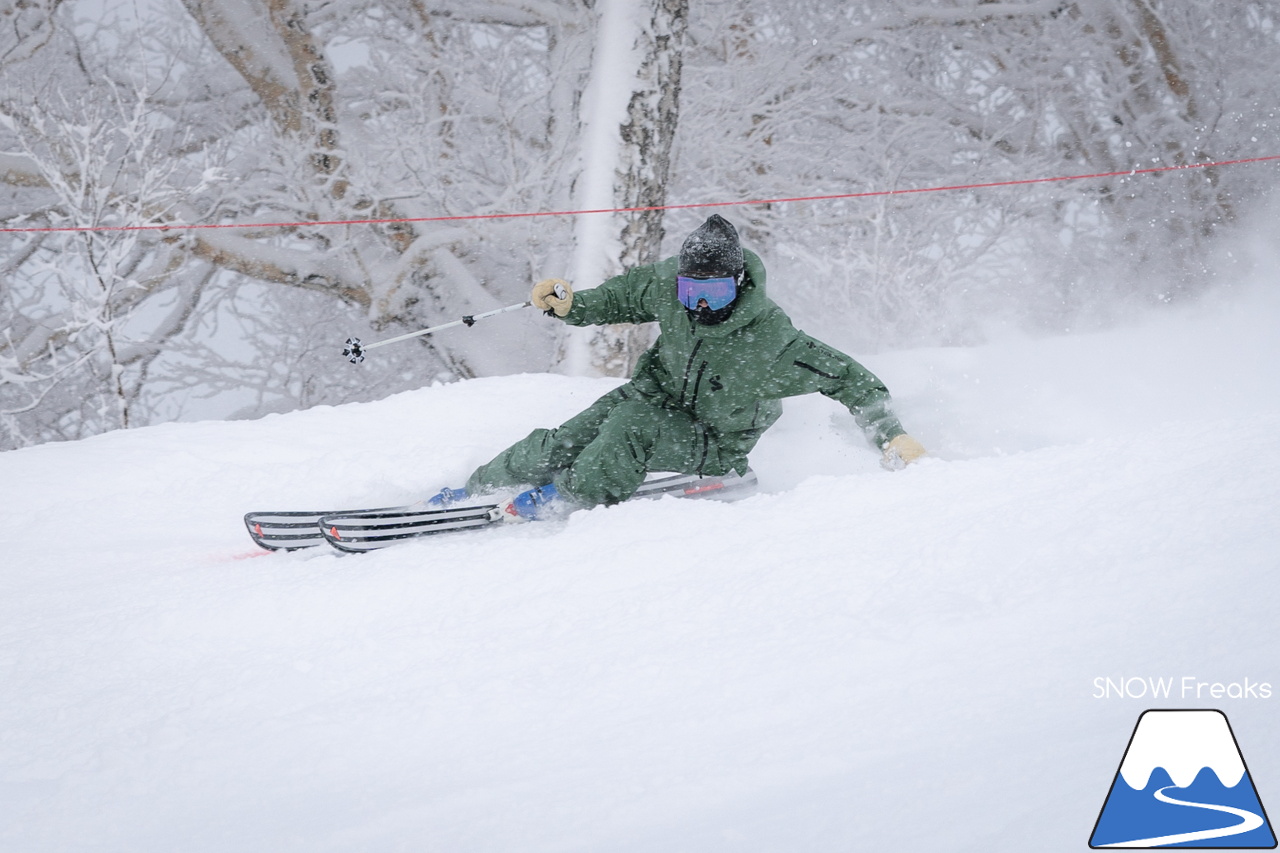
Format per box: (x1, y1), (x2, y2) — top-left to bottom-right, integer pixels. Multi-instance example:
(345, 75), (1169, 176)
(1090, 709), (1276, 848)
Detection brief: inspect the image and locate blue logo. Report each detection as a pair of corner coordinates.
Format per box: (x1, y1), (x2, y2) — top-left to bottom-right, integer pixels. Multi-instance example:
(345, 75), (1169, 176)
(1091, 709), (1276, 848)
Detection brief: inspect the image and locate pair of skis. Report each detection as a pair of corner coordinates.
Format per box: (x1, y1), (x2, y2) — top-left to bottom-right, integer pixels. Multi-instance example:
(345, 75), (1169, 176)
(245, 469), (758, 554)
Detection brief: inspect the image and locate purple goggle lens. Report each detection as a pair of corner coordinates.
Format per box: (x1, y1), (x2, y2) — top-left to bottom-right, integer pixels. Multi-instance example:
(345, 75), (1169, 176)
(677, 275), (738, 311)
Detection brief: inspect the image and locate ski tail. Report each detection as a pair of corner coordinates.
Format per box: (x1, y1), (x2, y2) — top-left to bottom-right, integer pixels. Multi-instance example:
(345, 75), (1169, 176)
(632, 468), (758, 501)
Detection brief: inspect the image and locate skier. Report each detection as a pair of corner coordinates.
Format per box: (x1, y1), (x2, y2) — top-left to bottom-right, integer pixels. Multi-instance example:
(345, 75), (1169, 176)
(432, 214), (927, 520)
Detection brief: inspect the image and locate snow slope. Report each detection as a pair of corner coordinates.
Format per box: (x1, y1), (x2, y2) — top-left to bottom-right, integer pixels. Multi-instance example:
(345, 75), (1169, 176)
(2, 280), (1279, 852)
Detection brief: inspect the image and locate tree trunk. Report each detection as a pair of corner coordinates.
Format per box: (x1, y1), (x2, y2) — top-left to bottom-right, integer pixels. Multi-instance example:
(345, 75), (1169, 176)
(559, 0), (687, 377)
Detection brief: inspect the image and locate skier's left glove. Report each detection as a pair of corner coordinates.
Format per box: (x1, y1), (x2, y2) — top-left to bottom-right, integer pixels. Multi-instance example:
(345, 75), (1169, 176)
(881, 433), (927, 470)
(532, 278), (573, 317)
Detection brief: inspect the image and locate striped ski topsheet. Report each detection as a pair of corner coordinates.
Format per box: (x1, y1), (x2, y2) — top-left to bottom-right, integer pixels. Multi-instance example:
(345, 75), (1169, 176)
(245, 469), (758, 552)
(320, 505), (502, 553)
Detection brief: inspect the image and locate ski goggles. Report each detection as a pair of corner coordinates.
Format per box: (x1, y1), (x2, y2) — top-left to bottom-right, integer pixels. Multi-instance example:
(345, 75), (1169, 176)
(677, 274), (739, 311)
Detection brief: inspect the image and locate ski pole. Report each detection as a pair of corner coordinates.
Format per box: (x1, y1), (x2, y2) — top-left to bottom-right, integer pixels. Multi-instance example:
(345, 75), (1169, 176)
(343, 282), (566, 363)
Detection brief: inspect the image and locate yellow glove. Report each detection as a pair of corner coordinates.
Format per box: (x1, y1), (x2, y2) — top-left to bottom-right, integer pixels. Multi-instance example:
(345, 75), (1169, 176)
(532, 278), (573, 317)
(881, 433), (927, 470)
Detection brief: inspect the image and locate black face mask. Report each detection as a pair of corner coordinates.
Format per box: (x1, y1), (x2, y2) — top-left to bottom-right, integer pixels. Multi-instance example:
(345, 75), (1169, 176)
(690, 301), (737, 326)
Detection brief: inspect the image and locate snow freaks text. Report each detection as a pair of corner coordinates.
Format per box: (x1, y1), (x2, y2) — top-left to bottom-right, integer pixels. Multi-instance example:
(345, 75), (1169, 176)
(1092, 677), (1273, 700)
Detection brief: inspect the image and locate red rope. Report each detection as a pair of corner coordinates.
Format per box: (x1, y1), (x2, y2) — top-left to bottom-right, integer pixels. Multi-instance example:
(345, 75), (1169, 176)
(4, 154), (1278, 235)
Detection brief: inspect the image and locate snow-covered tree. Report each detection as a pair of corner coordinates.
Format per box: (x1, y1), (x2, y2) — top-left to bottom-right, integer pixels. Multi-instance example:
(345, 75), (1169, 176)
(673, 0), (1280, 347)
(559, 0), (687, 376)
(2, 0), (1278, 450)
(1, 36), (222, 444)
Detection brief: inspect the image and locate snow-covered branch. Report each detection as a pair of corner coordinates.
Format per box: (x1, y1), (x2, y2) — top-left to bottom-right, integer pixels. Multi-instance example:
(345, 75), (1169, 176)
(415, 0), (574, 28)
(897, 0), (1066, 25)
(0, 152), (50, 188)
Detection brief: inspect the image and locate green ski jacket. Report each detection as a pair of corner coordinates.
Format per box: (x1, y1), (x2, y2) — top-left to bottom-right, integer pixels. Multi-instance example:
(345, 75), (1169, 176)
(561, 249), (905, 466)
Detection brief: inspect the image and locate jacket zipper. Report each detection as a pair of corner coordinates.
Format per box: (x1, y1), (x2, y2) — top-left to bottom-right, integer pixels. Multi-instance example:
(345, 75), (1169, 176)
(677, 338), (703, 407)
(695, 422), (711, 474)
(688, 360), (709, 409)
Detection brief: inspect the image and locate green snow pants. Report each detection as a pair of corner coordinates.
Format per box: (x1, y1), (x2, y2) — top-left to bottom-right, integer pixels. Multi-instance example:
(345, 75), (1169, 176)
(465, 385), (737, 507)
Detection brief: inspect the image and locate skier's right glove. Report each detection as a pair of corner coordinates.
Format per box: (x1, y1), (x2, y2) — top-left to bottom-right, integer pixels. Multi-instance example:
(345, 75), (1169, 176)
(532, 278), (573, 317)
